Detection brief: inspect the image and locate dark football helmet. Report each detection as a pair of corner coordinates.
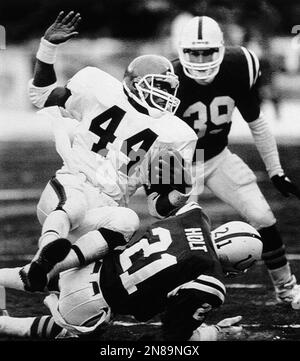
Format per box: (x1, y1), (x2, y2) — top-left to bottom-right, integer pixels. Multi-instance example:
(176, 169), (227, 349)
(123, 54), (180, 118)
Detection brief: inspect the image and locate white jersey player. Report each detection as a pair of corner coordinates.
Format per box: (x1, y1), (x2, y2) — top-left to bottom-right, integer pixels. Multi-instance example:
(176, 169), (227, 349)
(40, 65), (196, 206)
(19, 11), (197, 292)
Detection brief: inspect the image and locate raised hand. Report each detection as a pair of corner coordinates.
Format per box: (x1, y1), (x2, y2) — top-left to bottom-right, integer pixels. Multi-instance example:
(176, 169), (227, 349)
(44, 11), (81, 45)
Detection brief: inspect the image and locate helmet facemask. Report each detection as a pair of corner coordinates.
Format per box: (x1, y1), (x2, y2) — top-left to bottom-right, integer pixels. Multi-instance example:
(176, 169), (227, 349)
(123, 54), (181, 118)
(134, 73), (180, 116)
(178, 45), (225, 82)
(217, 253), (252, 278)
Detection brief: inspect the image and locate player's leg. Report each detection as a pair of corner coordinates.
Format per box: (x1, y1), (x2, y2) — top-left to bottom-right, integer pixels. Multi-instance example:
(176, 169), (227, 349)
(16, 173), (89, 291)
(56, 206), (140, 270)
(43, 263), (111, 337)
(24, 207), (140, 291)
(36, 174), (89, 252)
(0, 315), (70, 339)
(206, 150), (300, 309)
(0, 280), (68, 338)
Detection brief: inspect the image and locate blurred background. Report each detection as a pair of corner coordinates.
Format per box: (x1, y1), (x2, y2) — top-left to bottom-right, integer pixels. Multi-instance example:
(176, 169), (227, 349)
(1, 0), (300, 114)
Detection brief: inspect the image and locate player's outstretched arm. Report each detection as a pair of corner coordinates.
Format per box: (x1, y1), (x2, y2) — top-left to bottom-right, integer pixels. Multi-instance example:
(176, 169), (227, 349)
(29, 11), (81, 108)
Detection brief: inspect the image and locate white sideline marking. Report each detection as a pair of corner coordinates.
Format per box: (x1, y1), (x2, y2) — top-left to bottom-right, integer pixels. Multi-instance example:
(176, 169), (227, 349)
(0, 189), (41, 201)
(287, 254), (300, 260)
(226, 284), (264, 289)
(112, 320), (300, 329)
(113, 321), (162, 327)
(2, 254), (300, 263)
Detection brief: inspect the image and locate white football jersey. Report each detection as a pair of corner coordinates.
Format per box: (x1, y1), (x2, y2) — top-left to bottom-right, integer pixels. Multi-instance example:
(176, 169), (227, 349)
(61, 66), (197, 205)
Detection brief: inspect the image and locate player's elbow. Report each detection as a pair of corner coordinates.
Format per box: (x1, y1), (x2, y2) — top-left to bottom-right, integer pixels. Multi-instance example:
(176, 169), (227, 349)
(28, 79), (59, 109)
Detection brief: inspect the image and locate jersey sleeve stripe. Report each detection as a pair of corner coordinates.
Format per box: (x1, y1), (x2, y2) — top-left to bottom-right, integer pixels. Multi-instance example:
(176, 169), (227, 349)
(175, 202), (202, 216)
(197, 274), (226, 294)
(248, 49), (260, 84)
(241, 46), (255, 88)
(181, 280), (226, 303)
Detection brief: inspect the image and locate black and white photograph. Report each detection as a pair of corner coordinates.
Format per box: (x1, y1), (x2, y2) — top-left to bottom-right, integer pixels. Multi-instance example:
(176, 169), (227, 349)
(1, 0), (300, 354)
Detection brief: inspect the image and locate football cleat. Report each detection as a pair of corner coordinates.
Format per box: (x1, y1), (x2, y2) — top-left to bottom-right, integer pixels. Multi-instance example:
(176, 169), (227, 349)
(275, 275), (300, 310)
(177, 16), (225, 82)
(123, 54), (180, 117)
(20, 238), (71, 292)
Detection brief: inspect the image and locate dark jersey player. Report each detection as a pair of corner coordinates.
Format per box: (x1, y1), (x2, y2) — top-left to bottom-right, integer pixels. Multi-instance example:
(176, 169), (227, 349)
(0, 202), (262, 341)
(172, 15), (300, 309)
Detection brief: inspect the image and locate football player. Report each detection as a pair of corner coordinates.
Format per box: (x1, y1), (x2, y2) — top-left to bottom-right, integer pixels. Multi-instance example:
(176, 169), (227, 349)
(0, 202), (262, 341)
(23, 11), (197, 290)
(172, 16), (300, 309)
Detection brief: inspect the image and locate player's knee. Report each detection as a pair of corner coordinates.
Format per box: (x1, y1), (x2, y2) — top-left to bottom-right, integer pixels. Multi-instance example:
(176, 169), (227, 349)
(247, 208), (276, 230)
(64, 197), (88, 230)
(37, 194), (56, 226)
(112, 208), (140, 238)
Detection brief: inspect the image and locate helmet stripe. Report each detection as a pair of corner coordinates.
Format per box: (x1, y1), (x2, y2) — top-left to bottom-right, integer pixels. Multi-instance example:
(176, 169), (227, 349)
(214, 231), (262, 244)
(198, 16), (203, 40)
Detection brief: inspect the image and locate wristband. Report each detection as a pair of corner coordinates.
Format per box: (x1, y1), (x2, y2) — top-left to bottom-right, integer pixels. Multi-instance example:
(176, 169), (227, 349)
(36, 37), (58, 64)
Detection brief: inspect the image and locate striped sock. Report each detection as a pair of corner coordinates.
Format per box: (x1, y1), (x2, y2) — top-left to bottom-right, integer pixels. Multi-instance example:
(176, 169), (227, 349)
(30, 315), (64, 339)
(260, 224), (288, 270)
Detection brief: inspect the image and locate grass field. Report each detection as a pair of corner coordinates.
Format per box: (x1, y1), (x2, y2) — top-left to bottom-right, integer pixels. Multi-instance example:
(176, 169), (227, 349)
(1, 139), (300, 343)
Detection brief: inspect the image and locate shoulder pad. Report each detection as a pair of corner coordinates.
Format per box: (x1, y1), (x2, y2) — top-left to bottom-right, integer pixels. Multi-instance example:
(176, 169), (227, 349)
(67, 66), (120, 92)
(240, 46), (260, 88)
(171, 58), (184, 75)
(222, 47), (260, 89)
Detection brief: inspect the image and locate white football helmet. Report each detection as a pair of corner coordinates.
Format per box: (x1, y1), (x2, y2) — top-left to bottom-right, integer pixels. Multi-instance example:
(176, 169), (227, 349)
(177, 16), (225, 82)
(211, 221), (263, 277)
(123, 54), (180, 118)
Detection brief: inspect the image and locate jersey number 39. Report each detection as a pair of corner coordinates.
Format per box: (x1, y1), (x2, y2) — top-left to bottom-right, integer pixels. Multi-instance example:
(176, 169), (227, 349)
(183, 96), (235, 138)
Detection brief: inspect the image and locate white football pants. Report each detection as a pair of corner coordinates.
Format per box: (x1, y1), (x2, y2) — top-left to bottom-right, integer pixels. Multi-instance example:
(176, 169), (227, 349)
(190, 147), (276, 230)
(36, 172), (139, 242)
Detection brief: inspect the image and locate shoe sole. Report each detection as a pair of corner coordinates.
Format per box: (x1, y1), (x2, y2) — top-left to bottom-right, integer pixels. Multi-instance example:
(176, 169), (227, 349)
(26, 238), (71, 292)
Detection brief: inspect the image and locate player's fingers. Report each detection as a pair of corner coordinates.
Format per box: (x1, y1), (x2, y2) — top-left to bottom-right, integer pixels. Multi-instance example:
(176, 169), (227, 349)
(68, 13), (81, 27)
(217, 315), (242, 327)
(61, 10), (75, 25)
(64, 32), (79, 40)
(228, 325), (243, 335)
(228, 315), (242, 325)
(54, 11), (65, 24)
(70, 17), (82, 31)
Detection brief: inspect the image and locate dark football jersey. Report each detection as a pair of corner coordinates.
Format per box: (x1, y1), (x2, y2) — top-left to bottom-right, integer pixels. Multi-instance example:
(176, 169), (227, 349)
(172, 46), (261, 161)
(100, 203), (225, 322)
